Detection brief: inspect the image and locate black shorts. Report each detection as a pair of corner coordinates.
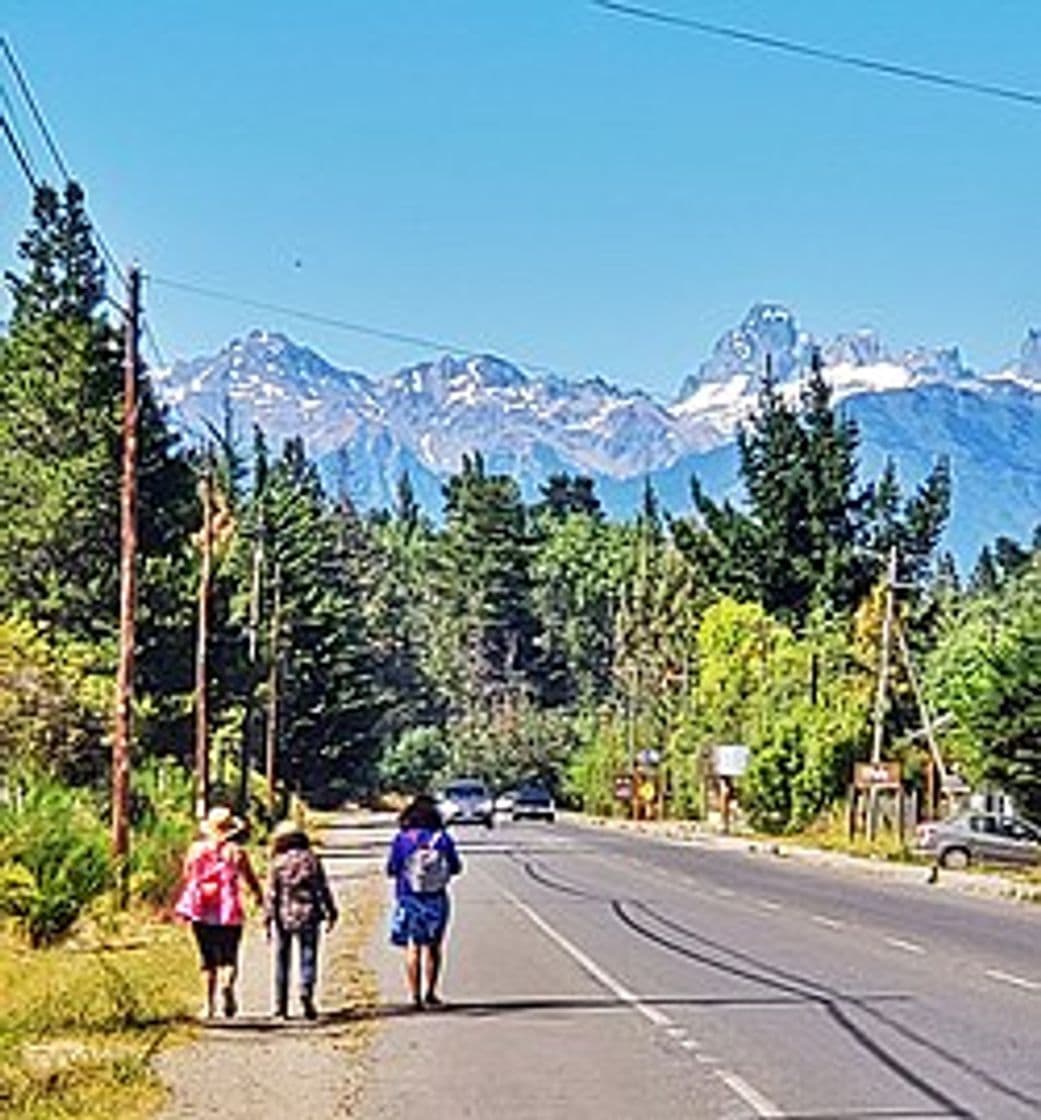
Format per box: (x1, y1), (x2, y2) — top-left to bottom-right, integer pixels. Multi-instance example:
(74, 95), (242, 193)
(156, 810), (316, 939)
(192, 922), (243, 970)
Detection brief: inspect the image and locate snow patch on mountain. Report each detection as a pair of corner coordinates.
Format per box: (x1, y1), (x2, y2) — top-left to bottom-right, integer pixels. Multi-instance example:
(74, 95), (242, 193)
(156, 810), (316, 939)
(155, 306), (1041, 563)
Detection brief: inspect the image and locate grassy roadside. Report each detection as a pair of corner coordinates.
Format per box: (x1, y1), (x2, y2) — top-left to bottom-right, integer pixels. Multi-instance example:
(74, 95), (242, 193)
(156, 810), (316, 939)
(0, 913), (198, 1120)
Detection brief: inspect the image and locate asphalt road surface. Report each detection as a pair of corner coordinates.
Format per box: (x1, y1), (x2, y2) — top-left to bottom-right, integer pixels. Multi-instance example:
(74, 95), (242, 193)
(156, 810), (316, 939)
(358, 817), (1041, 1120)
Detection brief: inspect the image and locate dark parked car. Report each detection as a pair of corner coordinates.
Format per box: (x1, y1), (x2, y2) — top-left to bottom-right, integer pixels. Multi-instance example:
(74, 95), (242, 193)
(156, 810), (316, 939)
(437, 779), (494, 828)
(915, 811), (1041, 868)
(511, 783), (555, 822)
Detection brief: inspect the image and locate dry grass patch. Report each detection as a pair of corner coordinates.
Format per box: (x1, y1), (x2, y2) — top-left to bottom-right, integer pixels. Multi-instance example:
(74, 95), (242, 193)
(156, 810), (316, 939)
(0, 915), (197, 1120)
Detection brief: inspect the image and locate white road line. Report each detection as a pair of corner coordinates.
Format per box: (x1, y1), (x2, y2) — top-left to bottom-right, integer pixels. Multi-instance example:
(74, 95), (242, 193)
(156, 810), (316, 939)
(681, 1039), (700, 1051)
(810, 914), (844, 930)
(985, 968), (1041, 992)
(666, 1026), (687, 1039)
(884, 936), (925, 955)
(503, 886), (784, 1117)
(757, 899), (782, 911)
(715, 1069), (785, 1117)
(502, 888), (672, 1027)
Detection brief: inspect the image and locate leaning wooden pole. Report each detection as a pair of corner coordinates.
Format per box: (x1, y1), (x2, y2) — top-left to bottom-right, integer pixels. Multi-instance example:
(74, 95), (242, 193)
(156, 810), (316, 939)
(265, 561), (282, 817)
(194, 456), (213, 819)
(112, 264), (140, 883)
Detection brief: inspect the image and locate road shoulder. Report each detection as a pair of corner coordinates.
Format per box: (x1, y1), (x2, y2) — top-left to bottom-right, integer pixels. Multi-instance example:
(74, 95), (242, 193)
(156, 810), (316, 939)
(154, 821), (383, 1120)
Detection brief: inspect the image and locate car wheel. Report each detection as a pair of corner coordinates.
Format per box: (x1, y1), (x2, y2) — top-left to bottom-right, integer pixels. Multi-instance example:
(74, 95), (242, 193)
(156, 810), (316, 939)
(940, 847), (970, 870)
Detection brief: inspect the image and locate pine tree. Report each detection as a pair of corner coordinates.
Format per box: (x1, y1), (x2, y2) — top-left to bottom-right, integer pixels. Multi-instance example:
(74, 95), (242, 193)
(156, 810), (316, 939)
(437, 453), (544, 714)
(0, 181), (195, 662)
(253, 437), (383, 798)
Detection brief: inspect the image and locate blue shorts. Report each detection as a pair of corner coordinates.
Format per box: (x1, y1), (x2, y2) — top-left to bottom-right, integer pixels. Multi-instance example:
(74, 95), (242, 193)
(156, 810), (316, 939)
(390, 892), (450, 946)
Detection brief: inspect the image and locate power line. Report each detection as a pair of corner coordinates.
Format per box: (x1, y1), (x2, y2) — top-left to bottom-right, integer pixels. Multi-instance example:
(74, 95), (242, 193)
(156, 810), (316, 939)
(592, 0), (1041, 109)
(0, 35), (71, 179)
(142, 316), (167, 369)
(0, 35), (127, 295)
(0, 106), (36, 189)
(148, 274), (565, 377)
(0, 80), (38, 181)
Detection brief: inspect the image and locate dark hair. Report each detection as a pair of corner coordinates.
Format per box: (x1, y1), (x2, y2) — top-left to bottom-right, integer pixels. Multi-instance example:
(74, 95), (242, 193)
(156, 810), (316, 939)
(400, 794), (443, 832)
(272, 826), (311, 854)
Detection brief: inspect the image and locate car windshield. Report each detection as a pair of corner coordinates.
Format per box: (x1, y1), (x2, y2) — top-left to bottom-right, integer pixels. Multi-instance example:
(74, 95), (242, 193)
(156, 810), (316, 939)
(444, 784), (486, 798)
(517, 786), (550, 801)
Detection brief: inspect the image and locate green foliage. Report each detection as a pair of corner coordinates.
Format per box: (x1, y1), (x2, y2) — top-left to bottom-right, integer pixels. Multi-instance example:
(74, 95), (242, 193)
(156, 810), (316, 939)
(687, 354), (950, 627)
(129, 760), (196, 907)
(0, 776), (112, 946)
(926, 563), (1041, 817)
(0, 617), (111, 782)
(378, 726), (450, 794)
(436, 452), (544, 711)
(564, 710), (630, 816)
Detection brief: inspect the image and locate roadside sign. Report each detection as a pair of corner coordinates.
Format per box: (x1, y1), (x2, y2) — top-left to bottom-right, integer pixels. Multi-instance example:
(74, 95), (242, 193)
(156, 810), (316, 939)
(854, 761), (902, 789)
(941, 772), (970, 793)
(714, 744), (750, 778)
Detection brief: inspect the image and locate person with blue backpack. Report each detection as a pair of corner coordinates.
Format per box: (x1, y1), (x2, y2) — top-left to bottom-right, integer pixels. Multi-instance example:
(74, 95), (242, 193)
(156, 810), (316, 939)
(386, 794), (462, 1009)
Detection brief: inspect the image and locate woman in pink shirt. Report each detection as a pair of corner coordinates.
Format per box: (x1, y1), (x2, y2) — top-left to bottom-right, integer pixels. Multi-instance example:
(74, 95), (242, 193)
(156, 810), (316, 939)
(175, 805), (263, 1019)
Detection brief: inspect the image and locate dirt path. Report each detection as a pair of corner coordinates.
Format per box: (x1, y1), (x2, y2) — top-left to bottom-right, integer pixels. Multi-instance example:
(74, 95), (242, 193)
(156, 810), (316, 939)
(155, 814), (387, 1120)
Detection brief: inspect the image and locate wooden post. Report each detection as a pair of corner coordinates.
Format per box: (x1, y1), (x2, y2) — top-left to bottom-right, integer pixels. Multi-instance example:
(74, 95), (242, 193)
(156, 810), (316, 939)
(112, 265), (140, 885)
(265, 562), (282, 816)
(194, 457), (213, 819)
(871, 546), (898, 765)
(238, 533), (263, 813)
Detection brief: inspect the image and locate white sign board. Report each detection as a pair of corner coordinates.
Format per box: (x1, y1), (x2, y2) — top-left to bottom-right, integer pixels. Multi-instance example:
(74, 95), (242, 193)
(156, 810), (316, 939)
(714, 744), (750, 778)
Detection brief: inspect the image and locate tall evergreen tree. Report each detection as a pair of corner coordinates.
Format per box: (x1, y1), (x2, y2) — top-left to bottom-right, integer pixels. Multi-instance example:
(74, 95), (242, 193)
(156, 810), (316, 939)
(436, 453), (544, 714)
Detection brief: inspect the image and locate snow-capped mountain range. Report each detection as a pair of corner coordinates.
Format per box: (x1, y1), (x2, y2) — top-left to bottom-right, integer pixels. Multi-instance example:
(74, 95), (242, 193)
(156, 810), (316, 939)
(154, 304), (1041, 567)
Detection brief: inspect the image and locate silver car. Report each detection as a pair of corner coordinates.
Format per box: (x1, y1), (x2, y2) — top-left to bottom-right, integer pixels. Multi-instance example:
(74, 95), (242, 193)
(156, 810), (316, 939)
(915, 811), (1041, 869)
(437, 779), (494, 828)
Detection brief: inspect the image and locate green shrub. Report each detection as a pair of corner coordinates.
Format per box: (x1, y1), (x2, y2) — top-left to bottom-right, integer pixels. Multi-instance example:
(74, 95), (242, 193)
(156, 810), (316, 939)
(0, 777), (112, 946)
(129, 760), (195, 908)
(379, 726), (450, 794)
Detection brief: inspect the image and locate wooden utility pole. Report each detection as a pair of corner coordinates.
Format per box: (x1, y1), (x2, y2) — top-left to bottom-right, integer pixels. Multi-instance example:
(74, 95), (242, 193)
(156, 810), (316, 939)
(239, 531), (264, 812)
(112, 264), (140, 879)
(870, 546), (898, 764)
(194, 456), (214, 819)
(265, 562), (282, 816)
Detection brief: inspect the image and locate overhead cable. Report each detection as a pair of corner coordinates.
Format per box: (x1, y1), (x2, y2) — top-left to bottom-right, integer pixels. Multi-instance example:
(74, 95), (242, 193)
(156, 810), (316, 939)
(0, 35), (71, 179)
(0, 107), (36, 189)
(0, 81), (37, 180)
(592, 0), (1041, 109)
(148, 274), (565, 377)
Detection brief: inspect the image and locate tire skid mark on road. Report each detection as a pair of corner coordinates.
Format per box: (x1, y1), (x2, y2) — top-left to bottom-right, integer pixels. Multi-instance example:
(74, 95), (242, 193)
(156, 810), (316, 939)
(499, 885), (672, 1028)
(506, 840), (1041, 1117)
(497, 881), (784, 1116)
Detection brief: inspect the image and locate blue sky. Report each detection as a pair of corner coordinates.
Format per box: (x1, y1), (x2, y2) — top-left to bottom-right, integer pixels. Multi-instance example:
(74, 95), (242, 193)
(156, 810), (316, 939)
(3, 1), (1041, 397)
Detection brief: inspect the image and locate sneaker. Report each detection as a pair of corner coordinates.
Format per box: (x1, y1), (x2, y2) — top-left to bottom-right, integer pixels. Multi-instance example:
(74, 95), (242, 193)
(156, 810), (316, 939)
(424, 992), (444, 1009)
(222, 987), (238, 1019)
(301, 994), (318, 1021)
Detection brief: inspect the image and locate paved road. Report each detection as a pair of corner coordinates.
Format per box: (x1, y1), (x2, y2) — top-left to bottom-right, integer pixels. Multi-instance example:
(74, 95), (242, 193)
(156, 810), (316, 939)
(359, 817), (1041, 1120)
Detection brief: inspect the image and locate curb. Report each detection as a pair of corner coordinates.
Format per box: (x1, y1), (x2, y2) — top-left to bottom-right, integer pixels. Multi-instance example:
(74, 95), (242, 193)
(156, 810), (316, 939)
(564, 812), (1041, 906)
